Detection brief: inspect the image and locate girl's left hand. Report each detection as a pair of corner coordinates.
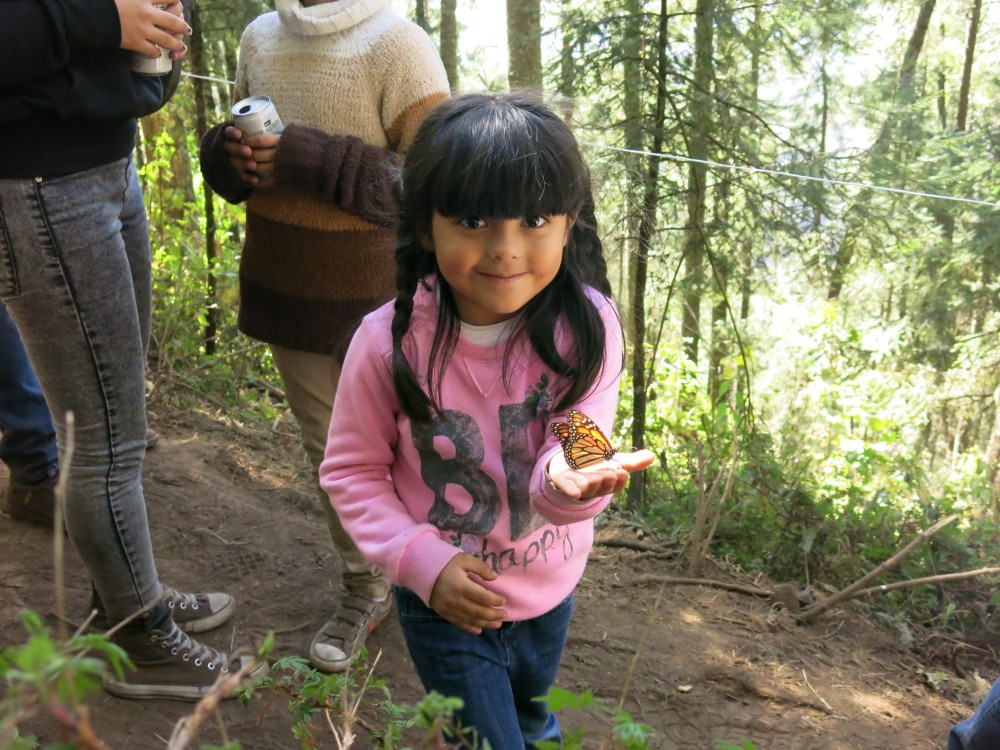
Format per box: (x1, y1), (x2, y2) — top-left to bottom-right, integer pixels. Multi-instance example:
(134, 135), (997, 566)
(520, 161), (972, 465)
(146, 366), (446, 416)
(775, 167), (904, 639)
(546, 449), (656, 501)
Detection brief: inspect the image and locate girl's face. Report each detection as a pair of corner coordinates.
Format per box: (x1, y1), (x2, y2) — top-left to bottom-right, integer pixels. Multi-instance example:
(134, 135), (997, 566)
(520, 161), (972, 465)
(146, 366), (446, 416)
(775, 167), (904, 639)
(426, 211), (572, 326)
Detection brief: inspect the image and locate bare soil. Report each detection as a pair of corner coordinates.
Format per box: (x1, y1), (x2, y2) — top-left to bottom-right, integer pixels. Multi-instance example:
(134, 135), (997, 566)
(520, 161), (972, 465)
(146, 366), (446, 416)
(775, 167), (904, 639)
(1, 405), (994, 749)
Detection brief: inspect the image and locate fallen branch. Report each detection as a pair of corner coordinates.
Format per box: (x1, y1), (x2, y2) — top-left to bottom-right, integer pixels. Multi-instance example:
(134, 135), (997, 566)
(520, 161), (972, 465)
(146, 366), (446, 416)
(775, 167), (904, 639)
(854, 566), (1000, 598)
(634, 574), (771, 598)
(167, 653), (262, 750)
(795, 513), (959, 624)
(595, 538), (678, 553)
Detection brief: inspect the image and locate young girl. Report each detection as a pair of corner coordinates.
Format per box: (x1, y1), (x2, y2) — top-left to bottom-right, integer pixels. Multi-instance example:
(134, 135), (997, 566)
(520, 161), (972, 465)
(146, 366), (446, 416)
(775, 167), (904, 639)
(320, 92), (654, 749)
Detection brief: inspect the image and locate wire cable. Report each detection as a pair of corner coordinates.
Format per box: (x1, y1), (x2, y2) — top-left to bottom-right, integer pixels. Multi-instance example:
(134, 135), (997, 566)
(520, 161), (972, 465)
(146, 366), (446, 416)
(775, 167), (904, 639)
(582, 142), (1000, 210)
(176, 72), (999, 210)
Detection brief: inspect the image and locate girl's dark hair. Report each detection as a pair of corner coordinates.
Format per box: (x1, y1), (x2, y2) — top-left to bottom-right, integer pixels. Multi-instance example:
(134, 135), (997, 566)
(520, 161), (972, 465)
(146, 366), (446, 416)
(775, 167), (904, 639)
(391, 92), (620, 421)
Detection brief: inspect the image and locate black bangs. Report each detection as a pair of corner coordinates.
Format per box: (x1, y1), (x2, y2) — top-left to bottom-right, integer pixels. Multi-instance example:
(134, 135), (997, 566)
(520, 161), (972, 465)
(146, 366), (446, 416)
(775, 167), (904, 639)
(408, 94), (589, 222)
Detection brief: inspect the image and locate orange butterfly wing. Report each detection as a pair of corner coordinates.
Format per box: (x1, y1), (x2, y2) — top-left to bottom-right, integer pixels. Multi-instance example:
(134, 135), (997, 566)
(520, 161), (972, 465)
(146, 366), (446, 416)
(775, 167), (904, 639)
(549, 410), (618, 470)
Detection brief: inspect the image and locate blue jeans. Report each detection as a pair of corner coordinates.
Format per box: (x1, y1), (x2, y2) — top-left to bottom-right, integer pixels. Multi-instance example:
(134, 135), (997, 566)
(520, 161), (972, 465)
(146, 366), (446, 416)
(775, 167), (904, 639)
(949, 676), (1000, 750)
(395, 586), (572, 750)
(0, 157), (165, 627)
(0, 302), (58, 485)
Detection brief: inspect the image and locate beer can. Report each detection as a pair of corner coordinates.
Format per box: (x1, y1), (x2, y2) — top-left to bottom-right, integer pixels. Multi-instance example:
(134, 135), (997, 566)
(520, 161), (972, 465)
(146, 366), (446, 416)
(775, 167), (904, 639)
(130, 4), (173, 76)
(231, 96), (285, 137)
(131, 45), (172, 76)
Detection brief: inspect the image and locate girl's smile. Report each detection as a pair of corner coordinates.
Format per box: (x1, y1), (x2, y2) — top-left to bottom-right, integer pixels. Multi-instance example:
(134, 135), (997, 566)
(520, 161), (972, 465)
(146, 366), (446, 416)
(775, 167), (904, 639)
(479, 271), (526, 283)
(427, 211), (572, 326)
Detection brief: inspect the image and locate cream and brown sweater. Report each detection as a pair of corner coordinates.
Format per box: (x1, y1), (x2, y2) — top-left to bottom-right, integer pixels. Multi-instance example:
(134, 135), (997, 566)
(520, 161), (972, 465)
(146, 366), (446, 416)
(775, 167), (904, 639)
(200, 0), (449, 357)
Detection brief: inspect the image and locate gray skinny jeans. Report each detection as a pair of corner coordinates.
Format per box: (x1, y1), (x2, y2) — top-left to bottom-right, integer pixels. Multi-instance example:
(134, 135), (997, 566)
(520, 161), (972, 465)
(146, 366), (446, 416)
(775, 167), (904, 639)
(0, 157), (166, 627)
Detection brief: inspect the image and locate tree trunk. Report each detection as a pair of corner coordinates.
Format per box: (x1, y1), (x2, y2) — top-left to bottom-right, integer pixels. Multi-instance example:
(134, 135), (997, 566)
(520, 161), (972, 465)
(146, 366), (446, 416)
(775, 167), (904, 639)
(814, 53), (828, 230)
(735, 2), (761, 411)
(984, 385), (1000, 508)
(414, 0), (429, 34)
(625, 0), (669, 510)
(708, 258), (730, 408)
(680, 0), (714, 364)
(190, 2), (218, 355)
(828, 0), (935, 300)
(507, 0), (542, 90)
(622, 0), (643, 344)
(936, 67), (947, 129)
(877, 0), (935, 145)
(557, 0), (577, 121)
(956, 0), (982, 131)
(440, 0), (458, 92)
(708, 152), (731, 410)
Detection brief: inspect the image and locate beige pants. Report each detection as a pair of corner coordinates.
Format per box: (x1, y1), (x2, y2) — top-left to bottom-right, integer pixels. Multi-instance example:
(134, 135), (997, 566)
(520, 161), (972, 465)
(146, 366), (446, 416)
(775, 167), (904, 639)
(271, 344), (389, 600)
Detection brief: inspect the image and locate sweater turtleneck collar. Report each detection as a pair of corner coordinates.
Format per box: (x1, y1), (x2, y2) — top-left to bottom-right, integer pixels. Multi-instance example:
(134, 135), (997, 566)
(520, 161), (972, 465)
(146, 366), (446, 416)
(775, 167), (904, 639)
(276, 0), (395, 36)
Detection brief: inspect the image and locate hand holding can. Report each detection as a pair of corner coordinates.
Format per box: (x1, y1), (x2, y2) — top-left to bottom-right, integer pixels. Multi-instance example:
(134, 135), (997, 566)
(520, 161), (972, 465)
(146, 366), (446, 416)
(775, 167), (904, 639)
(222, 110), (279, 190)
(120, 0), (187, 73)
(231, 96), (284, 137)
(230, 97), (283, 188)
(243, 133), (280, 188)
(131, 45), (173, 76)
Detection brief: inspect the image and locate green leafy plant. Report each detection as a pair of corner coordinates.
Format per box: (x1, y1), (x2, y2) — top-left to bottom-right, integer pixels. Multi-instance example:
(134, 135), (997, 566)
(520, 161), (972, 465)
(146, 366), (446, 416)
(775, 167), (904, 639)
(1, 609), (129, 748)
(245, 649), (414, 749)
(536, 687), (657, 750)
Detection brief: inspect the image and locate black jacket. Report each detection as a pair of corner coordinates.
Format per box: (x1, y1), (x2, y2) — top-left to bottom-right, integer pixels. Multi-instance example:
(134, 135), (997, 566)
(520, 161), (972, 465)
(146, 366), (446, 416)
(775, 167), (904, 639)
(0, 0), (181, 177)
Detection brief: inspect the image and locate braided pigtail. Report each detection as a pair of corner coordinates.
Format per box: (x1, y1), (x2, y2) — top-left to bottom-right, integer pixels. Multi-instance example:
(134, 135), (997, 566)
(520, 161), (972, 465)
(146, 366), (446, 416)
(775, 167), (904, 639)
(572, 195), (613, 296)
(391, 207), (438, 421)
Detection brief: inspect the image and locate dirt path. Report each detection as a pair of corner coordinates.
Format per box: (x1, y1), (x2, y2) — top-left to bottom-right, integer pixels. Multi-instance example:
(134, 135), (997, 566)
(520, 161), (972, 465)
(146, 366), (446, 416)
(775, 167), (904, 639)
(1, 408), (987, 749)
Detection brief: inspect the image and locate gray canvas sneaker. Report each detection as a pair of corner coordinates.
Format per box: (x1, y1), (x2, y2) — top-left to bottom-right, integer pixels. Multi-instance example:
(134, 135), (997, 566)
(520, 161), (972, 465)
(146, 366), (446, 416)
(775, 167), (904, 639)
(103, 622), (265, 701)
(162, 588), (234, 633)
(90, 587), (235, 634)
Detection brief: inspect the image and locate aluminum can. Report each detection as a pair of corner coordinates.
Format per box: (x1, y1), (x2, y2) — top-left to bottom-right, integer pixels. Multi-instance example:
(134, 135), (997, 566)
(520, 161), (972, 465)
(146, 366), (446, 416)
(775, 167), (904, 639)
(231, 96), (285, 137)
(130, 4), (173, 76)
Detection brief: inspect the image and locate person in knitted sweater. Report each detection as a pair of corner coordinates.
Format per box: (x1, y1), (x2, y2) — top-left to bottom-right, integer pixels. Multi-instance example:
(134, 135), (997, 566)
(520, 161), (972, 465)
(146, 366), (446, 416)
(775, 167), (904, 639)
(199, 0), (449, 673)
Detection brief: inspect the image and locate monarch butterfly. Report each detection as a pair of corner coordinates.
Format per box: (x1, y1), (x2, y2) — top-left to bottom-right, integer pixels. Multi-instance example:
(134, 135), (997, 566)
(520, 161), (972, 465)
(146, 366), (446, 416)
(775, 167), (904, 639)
(550, 410), (618, 470)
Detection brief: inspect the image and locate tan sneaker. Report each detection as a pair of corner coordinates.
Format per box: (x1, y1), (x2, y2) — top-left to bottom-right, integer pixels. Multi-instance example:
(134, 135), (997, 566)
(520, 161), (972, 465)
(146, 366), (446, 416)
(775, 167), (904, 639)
(103, 622), (265, 701)
(309, 593), (392, 673)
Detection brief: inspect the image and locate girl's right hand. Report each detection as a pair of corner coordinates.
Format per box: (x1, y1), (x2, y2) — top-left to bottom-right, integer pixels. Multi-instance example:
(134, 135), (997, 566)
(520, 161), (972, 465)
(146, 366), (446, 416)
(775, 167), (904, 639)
(546, 448), (656, 501)
(429, 553), (507, 634)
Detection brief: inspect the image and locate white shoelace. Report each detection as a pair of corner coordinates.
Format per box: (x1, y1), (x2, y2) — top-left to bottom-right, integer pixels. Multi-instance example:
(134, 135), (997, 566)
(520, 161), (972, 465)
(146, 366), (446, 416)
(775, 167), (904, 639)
(165, 589), (201, 611)
(151, 625), (228, 671)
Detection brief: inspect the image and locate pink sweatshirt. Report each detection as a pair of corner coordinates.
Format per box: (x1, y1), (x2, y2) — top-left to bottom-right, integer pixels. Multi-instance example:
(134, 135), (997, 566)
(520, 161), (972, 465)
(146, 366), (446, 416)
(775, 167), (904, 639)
(320, 280), (623, 621)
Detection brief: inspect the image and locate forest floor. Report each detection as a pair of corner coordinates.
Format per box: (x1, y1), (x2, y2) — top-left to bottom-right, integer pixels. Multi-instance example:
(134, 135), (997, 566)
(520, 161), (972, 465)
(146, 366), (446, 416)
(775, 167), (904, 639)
(2, 403), (997, 750)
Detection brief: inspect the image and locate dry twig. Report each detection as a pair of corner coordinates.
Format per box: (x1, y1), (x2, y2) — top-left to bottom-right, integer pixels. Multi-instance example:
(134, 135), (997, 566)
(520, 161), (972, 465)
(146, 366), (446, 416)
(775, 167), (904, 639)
(634, 574), (772, 598)
(166, 653), (262, 750)
(853, 566), (1000, 598)
(684, 431), (740, 577)
(594, 537), (678, 553)
(795, 514), (959, 624)
(801, 670), (833, 714)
